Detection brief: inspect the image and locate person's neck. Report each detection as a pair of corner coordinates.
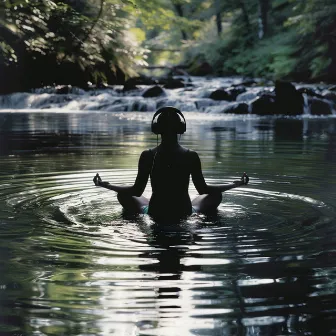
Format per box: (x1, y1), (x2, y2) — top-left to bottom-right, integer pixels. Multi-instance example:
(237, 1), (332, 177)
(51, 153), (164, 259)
(160, 134), (179, 150)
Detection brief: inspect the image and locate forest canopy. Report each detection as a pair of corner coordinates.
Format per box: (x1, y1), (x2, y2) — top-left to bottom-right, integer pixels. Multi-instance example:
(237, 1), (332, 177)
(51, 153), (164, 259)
(0, 0), (335, 93)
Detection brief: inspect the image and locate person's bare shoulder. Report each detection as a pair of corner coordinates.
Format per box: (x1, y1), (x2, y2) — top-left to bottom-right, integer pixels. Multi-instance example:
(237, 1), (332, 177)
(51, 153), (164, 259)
(180, 147), (199, 164)
(141, 149), (154, 158)
(180, 146), (195, 153)
(182, 147), (197, 156)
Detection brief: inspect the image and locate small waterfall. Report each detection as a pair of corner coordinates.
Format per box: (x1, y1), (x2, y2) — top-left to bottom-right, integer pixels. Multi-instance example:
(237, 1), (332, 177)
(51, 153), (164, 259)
(303, 94), (310, 115)
(0, 78), (335, 116)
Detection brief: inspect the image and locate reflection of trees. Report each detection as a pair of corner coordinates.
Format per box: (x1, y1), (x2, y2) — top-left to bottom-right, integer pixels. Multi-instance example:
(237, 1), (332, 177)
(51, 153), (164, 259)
(0, 213), (102, 335)
(136, 213), (321, 335)
(1, 113), (336, 334)
(199, 215), (322, 335)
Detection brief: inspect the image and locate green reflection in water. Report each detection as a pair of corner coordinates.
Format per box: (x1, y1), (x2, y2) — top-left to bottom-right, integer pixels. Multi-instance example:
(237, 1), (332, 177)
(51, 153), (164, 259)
(0, 112), (336, 335)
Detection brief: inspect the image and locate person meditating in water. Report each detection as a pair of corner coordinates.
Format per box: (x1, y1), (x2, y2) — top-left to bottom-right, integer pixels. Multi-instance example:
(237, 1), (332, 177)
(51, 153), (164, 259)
(93, 106), (249, 221)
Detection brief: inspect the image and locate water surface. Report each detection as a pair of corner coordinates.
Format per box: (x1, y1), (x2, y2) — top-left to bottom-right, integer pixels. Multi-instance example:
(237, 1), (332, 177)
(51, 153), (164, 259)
(1, 112), (336, 335)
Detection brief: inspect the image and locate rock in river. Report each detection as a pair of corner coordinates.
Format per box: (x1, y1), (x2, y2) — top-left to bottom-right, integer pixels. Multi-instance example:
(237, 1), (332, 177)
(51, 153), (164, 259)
(227, 86), (246, 100)
(275, 80), (304, 115)
(251, 93), (276, 115)
(55, 85), (73, 94)
(221, 102), (249, 114)
(163, 78), (186, 89)
(209, 89), (232, 101)
(142, 86), (166, 98)
(309, 97), (333, 115)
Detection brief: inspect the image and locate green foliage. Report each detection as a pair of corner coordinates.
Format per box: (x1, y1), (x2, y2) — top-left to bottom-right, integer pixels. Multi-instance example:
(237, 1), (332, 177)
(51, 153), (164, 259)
(0, 0), (335, 92)
(0, 0), (149, 91)
(284, 0), (336, 80)
(221, 31), (299, 79)
(181, 0), (336, 82)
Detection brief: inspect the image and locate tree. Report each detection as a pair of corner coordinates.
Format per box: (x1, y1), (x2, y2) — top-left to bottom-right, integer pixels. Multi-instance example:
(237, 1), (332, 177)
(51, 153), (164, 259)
(0, 0), (149, 92)
(258, 0), (270, 39)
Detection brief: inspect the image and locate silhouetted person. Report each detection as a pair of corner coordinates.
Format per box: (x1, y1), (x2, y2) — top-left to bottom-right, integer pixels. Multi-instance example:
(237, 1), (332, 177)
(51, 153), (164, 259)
(93, 106), (249, 221)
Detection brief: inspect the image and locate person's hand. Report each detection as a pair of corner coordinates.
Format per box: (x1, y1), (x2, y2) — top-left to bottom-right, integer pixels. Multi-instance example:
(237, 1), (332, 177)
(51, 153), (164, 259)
(241, 172), (249, 185)
(233, 173), (249, 186)
(93, 173), (102, 186)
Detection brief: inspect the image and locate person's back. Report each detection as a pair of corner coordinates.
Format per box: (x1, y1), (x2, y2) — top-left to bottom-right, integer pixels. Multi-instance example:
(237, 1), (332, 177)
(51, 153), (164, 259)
(148, 144), (193, 219)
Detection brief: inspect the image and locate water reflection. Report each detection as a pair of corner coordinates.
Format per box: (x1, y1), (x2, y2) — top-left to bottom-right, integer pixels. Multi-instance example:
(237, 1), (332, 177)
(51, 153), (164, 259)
(1, 112), (336, 335)
(1, 113), (336, 156)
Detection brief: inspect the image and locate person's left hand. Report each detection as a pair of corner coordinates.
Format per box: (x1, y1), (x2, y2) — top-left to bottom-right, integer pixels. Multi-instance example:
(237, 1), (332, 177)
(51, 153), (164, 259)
(93, 173), (102, 186)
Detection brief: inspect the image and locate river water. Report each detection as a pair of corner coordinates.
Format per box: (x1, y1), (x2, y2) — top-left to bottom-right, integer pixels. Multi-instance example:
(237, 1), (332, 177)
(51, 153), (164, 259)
(0, 110), (336, 335)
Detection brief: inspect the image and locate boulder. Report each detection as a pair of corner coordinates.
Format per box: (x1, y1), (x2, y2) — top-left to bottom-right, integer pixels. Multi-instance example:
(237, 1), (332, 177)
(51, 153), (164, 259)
(221, 102), (249, 114)
(227, 86), (247, 100)
(309, 97), (333, 115)
(163, 78), (185, 89)
(322, 91), (336, 103)
(142, 85), (166, 98)
(55, 85), (73, 94)
(275, 80), (304, 115)
(209, 89), (232, 101)
(251, 93), (276, 115)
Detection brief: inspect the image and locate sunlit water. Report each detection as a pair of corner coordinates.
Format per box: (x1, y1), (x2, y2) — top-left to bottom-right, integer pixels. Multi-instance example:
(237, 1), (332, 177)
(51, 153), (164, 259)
(1, 112), (336, 335)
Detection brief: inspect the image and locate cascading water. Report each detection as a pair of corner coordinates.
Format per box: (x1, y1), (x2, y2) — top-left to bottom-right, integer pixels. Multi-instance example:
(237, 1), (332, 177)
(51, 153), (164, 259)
(1, 77), (334, 115)
(303, 93), (310, 115)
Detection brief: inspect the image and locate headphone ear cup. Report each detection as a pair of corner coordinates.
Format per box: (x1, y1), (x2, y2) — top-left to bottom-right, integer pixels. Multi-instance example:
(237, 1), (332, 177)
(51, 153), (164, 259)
(151, 122), (158, 134)
(177, 119), (186, 134)
(180, 121), (186, 134)
(176, 111), (186, 134)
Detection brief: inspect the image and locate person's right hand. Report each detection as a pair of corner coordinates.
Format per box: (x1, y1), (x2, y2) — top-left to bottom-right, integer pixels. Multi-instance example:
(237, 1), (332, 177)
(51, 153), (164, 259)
(241, 172), (249, 185)
(93, 173), (102, 186)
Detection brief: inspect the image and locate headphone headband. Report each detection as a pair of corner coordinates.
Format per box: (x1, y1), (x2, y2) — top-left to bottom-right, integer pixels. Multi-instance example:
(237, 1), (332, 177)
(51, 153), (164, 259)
(151, 107), (186, 134)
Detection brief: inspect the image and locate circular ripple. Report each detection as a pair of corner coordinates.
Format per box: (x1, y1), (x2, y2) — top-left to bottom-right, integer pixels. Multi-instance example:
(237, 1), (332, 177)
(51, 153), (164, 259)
(1, 170), (336, 335)
(2, 170), (335, 260)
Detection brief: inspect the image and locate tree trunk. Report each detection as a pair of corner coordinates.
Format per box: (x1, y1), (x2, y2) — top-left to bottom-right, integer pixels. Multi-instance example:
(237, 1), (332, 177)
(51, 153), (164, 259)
(216, 12), (222, 36)
(239, 0), (250, 30)
(258, 0), (269, 39)
(172, 3), (188, 40)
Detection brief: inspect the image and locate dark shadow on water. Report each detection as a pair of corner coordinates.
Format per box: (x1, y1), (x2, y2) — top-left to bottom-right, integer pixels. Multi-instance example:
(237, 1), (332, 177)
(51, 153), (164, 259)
(274, 119), (303, 140)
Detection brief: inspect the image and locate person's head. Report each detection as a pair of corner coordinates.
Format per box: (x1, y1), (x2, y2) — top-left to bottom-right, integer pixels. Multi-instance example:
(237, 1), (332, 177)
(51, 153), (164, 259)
(151, 106), (186, 135)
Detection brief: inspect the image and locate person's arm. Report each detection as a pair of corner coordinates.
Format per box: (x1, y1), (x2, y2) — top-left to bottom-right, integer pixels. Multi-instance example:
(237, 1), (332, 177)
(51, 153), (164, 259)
(93, 150), (151, 196)
(190, 151), (248, 194)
